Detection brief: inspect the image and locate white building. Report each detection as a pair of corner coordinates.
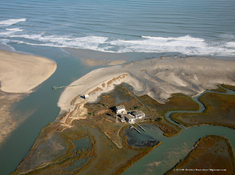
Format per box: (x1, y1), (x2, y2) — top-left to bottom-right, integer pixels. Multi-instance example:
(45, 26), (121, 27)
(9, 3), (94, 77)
(116, 105), (126, 114)
(124, 114), (135, 124)
(131, 110), (145, 119)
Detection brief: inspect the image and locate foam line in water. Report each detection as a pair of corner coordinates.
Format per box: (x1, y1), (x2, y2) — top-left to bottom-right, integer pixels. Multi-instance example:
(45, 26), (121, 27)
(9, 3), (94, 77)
(226, 42), (235, 48)
(1, 33), (235, 56)
(142, 35), (205, 42)
(0, 18), (26, 26)
(6, 28), (23, 32)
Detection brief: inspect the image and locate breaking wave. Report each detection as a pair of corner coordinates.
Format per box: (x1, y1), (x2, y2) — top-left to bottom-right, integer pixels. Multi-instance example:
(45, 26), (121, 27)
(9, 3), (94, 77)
(6, 28), (23, 32)
(1, 33), (235, 56)
(0, 18), (26, 26)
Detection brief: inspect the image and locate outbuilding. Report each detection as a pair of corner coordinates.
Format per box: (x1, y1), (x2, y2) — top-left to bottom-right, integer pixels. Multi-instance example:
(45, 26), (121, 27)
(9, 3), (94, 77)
(84, 94), (89, 99)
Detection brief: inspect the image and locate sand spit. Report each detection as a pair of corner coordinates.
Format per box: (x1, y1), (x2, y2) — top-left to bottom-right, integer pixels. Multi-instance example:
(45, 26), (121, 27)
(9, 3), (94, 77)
(80, 58), (126, 67)
(0, 50), (57, 146)
(58, 57), (235, 124)
(0, 50), (57, 93)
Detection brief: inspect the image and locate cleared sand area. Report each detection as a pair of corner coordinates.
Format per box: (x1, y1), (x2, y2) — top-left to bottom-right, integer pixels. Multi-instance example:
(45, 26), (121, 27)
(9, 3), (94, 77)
(58, 57), (235, 124)
(0, 50), (57, 93)
(0, 50), (57, 145)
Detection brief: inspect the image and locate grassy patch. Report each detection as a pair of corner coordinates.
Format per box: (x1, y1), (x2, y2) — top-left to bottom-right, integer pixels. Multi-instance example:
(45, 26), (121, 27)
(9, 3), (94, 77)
(207, 84), (227, 93)
(139, 94), (199, 117)
(166, 135), (235, 175)
(221, 84), (235, 91)
(171, 92), (235, 129)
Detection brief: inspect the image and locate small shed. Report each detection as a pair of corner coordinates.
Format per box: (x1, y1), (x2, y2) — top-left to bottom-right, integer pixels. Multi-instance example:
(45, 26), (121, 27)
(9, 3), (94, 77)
(84, 94), (89, 99)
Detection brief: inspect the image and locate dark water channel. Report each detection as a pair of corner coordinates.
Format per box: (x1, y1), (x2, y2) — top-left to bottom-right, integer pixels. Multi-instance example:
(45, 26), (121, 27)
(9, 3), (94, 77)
(123, 86), (235, 175)
(0, 46), (94, 175)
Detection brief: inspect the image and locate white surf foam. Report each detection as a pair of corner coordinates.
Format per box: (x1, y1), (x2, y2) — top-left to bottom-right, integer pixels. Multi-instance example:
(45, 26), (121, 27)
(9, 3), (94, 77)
(226, 42), (235, 48)
(0, 18), (26, 26)
(142, 35), (205, 42)
(1, 33), (235, 56)
(6, 28), (23, 32)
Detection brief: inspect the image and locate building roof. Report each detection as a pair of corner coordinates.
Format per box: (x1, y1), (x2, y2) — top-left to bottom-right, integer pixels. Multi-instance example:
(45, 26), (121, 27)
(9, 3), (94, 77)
(132, 110), (144, 116)
(116, 105), (125, 110)
(124, 114), (135, 121)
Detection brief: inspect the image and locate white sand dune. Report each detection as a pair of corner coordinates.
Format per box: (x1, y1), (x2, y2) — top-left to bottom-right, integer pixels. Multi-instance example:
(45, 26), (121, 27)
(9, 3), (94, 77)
(58, 56), (235, 122)
(0, 50), (57, 93)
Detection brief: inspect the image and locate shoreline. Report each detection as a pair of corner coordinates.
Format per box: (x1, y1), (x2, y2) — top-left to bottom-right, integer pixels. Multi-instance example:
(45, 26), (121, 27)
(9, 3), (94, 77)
(57, 56), (235, 126)
(0, 50), (57, 93)
(0, 50), (57, 146)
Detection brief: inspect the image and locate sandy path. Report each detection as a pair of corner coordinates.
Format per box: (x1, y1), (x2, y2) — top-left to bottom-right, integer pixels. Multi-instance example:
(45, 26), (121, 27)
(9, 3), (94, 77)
(0, 50), (57, 93)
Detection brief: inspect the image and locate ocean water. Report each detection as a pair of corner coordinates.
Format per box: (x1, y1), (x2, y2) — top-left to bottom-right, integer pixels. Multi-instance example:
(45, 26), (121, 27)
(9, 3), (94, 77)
(0, 1), (235, 175)
(0, 0), (235, 56)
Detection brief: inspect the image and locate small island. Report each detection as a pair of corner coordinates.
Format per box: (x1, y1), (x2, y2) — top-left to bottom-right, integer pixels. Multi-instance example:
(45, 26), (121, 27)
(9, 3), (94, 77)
(12, 56), (235, 175)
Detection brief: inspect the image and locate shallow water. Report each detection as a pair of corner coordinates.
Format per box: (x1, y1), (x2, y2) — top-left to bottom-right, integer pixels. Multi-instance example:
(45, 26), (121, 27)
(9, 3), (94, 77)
(0, 46), (92, 175)
(123, 88), (235, 175)
(125, 124), (164, 148)
(66, 158), (87, 171)
(72, 137), (91, 152)
(123, 125), (235, 175)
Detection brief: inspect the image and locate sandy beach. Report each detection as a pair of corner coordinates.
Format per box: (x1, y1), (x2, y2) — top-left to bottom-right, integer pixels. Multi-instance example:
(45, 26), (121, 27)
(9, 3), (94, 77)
(58, 56), (235, 125)
(0, 50), (57, 145)
(0, 50), (57, 93)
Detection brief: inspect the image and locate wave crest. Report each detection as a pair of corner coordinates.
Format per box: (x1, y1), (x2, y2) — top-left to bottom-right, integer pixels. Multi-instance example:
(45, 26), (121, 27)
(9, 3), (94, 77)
(0, 18), (26, 26)
(1, 33), (235, 56)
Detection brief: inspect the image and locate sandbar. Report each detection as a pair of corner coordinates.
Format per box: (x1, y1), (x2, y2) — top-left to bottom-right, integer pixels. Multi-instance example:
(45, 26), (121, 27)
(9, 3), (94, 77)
(0, 50), (57, 146)
(0, 50), (57, 93)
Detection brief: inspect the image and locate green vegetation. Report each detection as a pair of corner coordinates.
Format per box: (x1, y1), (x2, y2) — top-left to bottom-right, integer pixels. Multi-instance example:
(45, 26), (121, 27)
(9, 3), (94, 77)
(138, 94), (199, 136)
(221, 84), (235, 91)
(170, 92), (235, 129)
(139, 93), (199, 117)
(207, 84), (227, 93)
(166, 135), (235, 175)
(15, 83), (234, 175)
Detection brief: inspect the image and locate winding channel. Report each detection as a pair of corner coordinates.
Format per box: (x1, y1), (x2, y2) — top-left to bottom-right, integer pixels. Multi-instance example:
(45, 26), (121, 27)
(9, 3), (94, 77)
(123, 86), (235, 175)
